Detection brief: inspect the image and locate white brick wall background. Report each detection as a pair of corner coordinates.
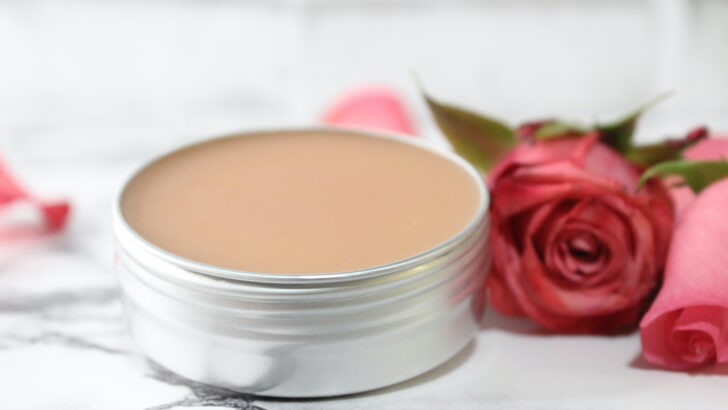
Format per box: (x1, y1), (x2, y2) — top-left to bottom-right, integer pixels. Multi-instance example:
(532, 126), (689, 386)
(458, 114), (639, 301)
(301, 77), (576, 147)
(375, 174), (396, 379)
(0, 0), (726, 161)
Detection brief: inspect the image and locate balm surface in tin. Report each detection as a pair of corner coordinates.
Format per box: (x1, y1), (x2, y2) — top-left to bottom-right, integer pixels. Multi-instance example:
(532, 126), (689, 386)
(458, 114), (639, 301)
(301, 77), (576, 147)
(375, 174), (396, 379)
(113, 128), (490, 397)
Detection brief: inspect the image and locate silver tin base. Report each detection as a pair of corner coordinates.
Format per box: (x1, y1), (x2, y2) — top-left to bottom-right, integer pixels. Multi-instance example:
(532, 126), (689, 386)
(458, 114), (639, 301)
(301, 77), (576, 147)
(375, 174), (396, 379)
(123, 290), (482, 397)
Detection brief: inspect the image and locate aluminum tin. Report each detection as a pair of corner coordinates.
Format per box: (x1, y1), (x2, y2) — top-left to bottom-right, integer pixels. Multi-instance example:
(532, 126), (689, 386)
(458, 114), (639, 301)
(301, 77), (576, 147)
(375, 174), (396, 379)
(113, 127), (490, 398)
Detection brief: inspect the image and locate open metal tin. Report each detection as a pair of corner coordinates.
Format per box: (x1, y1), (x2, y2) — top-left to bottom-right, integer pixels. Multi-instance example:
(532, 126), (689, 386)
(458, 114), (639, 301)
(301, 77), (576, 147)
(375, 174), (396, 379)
(112, 127), (490, 397)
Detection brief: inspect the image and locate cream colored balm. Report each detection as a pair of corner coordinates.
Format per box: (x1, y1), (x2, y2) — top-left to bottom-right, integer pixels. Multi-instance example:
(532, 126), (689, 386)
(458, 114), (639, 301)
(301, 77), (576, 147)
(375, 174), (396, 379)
(121, 130), (481, 274)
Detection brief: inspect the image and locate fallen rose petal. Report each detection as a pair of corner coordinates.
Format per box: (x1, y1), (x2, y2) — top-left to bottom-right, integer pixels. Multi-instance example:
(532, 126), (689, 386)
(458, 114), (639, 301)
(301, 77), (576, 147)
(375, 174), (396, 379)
(640, 176), (728, 370)
(321, 86), (416, 135)
(38, 201), (71, 231)
(0, 155), (70, 232)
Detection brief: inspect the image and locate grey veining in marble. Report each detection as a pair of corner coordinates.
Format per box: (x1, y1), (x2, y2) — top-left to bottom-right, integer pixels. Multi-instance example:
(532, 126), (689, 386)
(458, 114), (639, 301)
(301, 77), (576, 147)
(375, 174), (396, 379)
(0, 249), (270, 409)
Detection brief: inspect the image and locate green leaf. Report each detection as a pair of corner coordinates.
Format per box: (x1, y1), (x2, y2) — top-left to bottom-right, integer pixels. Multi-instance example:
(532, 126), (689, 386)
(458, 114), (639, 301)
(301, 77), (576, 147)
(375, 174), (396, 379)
(626, 127), (708, 167)
(597, 92), (672, 154)
(626, 143), (686, 167)
(423, 93), (515, 173)
(639, 160), (728, 193)
(533, 120), (587, 140)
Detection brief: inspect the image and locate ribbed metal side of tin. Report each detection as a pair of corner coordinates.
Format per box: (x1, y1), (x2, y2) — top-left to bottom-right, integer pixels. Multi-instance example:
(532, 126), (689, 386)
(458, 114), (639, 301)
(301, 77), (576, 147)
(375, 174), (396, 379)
(113, 128), (490, 398)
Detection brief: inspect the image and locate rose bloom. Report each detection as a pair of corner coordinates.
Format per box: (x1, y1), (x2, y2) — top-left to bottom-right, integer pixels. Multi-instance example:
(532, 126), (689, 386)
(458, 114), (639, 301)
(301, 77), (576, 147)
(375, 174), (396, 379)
(487, 132), (674, 333)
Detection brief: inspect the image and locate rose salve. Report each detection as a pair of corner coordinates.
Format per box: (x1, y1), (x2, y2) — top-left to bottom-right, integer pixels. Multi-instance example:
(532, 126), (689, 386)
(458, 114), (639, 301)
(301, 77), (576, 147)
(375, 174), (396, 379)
(121, 130), (480, 274)
(114, 128), (490, 397)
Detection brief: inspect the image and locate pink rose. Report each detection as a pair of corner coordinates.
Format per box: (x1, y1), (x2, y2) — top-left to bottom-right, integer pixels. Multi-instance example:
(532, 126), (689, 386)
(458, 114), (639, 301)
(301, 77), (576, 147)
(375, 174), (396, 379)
(640, 178), (728, 369)
(640, 136), (728, 369)
(487, 132), (674, 333)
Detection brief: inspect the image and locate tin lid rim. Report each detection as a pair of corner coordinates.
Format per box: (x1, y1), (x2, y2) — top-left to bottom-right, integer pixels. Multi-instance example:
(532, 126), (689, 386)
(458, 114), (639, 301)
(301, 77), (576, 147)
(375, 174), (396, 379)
(112, 125), (490, 285)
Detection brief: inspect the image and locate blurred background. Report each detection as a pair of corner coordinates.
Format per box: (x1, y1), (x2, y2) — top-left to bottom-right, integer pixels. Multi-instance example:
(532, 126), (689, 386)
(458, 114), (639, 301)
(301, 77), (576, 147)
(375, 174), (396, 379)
(0, 0), (727, 180)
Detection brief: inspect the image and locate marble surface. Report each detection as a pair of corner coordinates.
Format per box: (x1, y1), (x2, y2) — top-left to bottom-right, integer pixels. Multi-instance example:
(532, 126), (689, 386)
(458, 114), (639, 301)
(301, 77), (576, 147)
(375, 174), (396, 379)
(2, 128), (728, 410)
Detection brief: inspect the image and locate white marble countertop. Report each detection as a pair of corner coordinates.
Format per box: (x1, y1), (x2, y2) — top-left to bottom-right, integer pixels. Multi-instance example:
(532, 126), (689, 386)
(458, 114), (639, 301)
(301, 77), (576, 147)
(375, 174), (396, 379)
(2, 124), (728, 410)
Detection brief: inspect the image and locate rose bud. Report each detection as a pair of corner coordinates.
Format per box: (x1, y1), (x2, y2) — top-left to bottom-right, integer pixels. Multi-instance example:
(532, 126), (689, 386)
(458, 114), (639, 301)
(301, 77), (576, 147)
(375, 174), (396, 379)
(636, 136), (728, 369)
(486, 132), (674, 333)
(640, 176), (728, 369)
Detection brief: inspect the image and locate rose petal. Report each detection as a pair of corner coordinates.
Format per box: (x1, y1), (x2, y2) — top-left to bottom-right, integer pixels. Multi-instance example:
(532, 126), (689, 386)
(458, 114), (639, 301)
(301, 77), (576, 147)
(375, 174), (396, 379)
(671, 306), (727, 365)
(0, 156), (70, 232)
(559, 230), (606, 275)
(0, 158), (27, 202)
(488, 225), (526, 316)
(641, 177), (728, 369)
(538, 199), (629, 288)
(551, 225), (611, 282)
(488, 136), (641, 191)
(490, 160), (627, 218)
(641, 306), (728, 370)
(684, 135), (728, 160)
(321, 86), (416, 135)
